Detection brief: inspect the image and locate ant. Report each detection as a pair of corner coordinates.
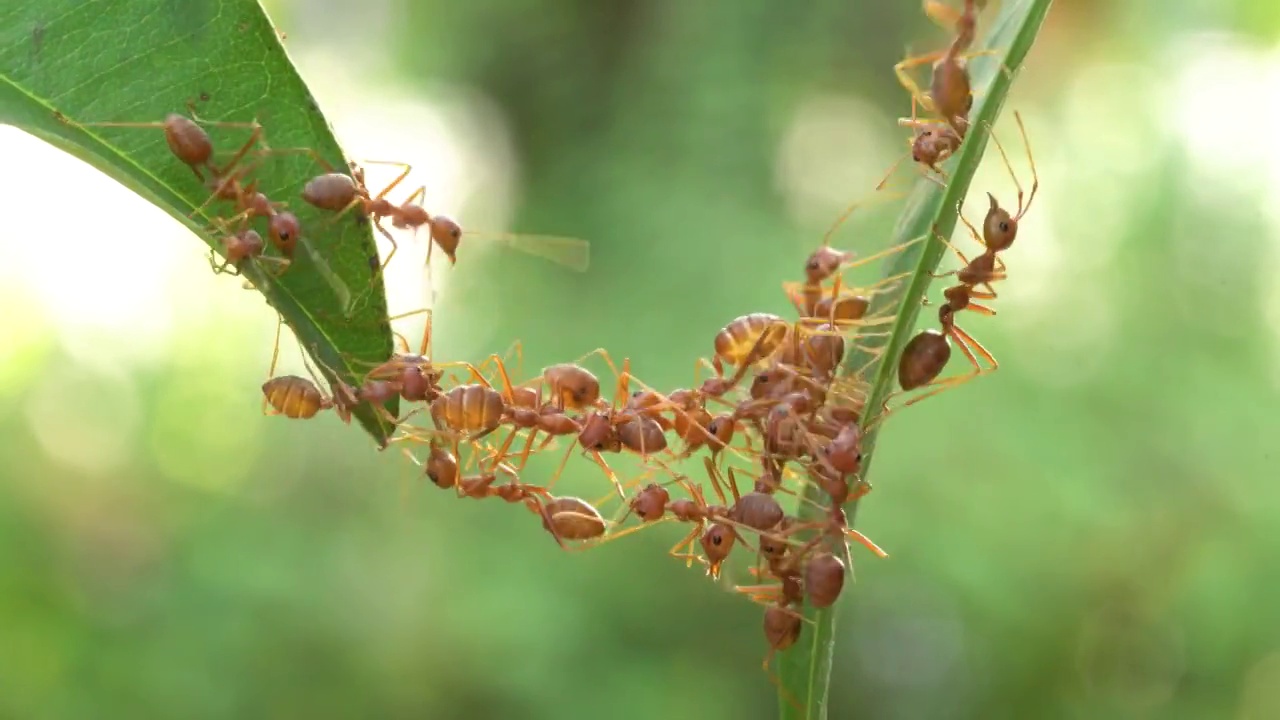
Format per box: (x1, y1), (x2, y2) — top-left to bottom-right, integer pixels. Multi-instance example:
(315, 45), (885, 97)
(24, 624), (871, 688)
(894, 0), (993, 134)
(207, 226), (291, 277)
(798, 189), (913, 287)
(760, 597), (808, 712)
(878, 110), (964, 189)
(71, 102), (264, 183)
(289, 155), (591, 280)
(409, 444), (576, 549)
(892, 112), (1037, 407)
(259, 316), (357, 425)
(952, 111), (1039, 258)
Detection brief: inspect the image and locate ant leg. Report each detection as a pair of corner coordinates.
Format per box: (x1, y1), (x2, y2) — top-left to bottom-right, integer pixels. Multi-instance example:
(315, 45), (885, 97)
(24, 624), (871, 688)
(593, 518), (668, 547)
(955, 200), (984, 247)
(367, 218), (399, 275)
(434, 360), (491, 387)
(400, 185), (427, 207)
(261, 315), (286, 416)
(964, 302), (997, 316)
(474, 353), (518, 403)
(569, 347), (620, 378)
(204, 119), (265, 179)
(381, 307), (434, 357)
(255, 256), (292, 277)
(694, 355), (719, 385)
(893, 49), (945, 111)
(525, 496), (568, 551)
(669, 525), (707, 569)
(615, 357), (631, 409)
(781, 281), (809, 316)
(842, 528), (890, 558)
(833, 231), (927, 278)
(587, 450), (626, 501)
(359, 160), (414, 201)
(983, 111), (1039, 219)
(906, 160), (949, 190)
(1012, 111), (1039, 217)
(817, 189), (907, 249)
(703, 456), (741, 505)
(928, 227), (974, 279)
(483, 340), (525, 384)
(183, 101), (262, 132)
(953, 323), (998, 370)
(512, 429), (541, 471)
(208, 250), (239, 276)
(189, 162), (255, 220)
(875, 149), (911, 192)
(257, 146), (338, 173)
(544, 437), (579, 493)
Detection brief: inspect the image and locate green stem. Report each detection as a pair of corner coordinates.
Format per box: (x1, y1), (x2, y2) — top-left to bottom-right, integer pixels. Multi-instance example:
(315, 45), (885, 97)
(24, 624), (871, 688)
(775, 1), (1054, 717)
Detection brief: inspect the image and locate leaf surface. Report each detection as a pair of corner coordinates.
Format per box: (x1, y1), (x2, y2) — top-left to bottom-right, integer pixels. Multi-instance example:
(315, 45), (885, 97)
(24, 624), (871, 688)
(0, 0), (398, 444)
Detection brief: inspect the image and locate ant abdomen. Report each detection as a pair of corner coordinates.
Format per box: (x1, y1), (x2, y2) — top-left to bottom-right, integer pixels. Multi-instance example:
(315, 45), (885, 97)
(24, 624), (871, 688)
(302, 173), (358, 211)
(898, 329), (951, 391)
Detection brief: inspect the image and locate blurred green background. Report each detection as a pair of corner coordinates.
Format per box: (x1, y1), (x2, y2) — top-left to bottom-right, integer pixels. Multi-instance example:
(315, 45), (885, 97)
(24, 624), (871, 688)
(2, 0), (1278, 718)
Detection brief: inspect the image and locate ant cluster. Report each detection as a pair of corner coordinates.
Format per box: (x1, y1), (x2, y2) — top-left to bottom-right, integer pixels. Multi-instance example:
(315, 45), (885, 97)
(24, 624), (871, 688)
(69, 0), (1039, 695)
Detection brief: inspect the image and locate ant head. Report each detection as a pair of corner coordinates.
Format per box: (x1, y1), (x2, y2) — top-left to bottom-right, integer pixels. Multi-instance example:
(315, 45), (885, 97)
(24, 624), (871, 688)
(269, 212), (301, 256)
(425, 443), (459, 488)
(937, 304), (957, 328)
(699, 376), (733, 398)
(707, 414), (734, 445)
(911, 130), (934, 163)
(430, 215), (462, 242)
(804, 246), (849, 284)
(982, 193), (1017, 251)
(224, 230), (264, 264)
(429, 215), (463, 262)
(630, 483), (671, 521)
(578, 410), (613, 450)
(750, 368), (789, 399)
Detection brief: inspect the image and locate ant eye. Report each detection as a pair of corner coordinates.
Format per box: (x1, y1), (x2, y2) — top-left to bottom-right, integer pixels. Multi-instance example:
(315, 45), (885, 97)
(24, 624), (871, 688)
(999, 221), (1010, 233)
(711, 534), (723, 546)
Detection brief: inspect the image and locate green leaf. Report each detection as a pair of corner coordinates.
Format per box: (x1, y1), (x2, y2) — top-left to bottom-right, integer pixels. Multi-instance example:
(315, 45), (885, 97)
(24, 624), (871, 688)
(0, 0), (397, 446)
(776, 0), (1054, 717)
